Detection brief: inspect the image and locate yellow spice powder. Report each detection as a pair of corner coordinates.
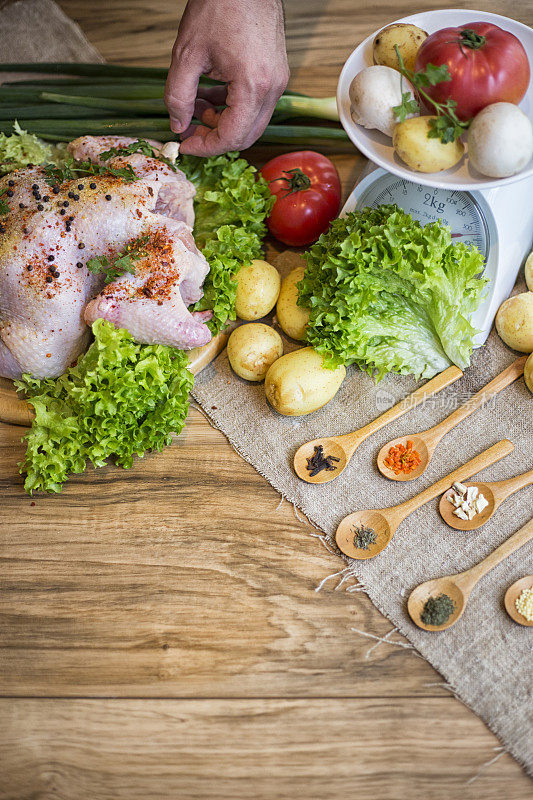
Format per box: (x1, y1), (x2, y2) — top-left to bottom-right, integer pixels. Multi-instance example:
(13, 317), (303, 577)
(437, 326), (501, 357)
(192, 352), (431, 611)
(515, 587), (533, 622)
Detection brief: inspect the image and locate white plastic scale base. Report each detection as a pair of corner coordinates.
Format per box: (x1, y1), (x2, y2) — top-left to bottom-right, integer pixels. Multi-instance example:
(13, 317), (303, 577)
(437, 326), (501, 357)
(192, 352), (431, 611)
(342, 162), (533, 345)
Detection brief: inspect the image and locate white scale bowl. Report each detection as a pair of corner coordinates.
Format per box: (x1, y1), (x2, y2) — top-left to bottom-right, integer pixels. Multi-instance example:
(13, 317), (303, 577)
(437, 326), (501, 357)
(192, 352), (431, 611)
(337, 8), (533, 190)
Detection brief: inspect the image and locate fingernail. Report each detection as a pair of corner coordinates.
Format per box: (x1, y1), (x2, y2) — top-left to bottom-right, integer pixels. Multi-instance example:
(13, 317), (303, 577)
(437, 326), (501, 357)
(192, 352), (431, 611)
(169, 117), (183, 133)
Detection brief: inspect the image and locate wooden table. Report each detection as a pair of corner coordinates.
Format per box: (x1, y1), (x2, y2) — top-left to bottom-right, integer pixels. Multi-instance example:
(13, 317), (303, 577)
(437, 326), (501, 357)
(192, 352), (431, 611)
(1, 1), (532, 797)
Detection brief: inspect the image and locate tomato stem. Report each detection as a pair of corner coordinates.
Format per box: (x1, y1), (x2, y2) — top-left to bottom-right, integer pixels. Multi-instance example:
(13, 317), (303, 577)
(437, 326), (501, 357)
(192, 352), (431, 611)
(272, 167), (312, 196)
(459, 29), (486, 50)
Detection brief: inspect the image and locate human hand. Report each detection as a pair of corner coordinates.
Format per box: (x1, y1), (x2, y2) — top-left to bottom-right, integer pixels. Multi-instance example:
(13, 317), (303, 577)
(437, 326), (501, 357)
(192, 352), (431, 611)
(164, 0), (289, 155)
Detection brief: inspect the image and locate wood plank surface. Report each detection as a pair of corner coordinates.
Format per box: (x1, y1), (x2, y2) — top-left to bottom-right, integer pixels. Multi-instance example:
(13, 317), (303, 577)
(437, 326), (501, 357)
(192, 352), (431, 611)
(2, 698), (532, 800)
(1, 0), (532, 797)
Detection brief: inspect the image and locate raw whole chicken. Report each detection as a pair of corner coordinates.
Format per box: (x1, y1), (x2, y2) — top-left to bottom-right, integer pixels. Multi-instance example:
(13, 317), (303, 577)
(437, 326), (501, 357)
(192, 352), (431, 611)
(0, 136), (212, 379)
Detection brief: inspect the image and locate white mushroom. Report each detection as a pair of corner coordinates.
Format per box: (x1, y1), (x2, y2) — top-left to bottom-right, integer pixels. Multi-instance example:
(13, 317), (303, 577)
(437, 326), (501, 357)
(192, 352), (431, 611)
(467, 103), (533, 178)
(349, 65), (417, 138)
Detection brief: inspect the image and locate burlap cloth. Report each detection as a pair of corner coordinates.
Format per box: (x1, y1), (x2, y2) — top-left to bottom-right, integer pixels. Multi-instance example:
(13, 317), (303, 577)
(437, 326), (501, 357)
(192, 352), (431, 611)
(2, 0), (532, 778)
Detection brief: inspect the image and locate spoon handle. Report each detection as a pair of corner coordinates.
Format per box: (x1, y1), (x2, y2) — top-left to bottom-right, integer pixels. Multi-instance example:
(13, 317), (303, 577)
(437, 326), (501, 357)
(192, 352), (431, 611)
(423, 357), (527, 447)
(338, 365), (463, 454)
(396, 439), (514, 519)
(490, 468), (533, 503)
(457, 517), (533, 592)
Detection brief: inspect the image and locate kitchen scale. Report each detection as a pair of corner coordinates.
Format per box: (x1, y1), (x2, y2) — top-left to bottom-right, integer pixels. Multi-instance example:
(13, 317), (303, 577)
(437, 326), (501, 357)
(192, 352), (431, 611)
(341, 163), (533, 344)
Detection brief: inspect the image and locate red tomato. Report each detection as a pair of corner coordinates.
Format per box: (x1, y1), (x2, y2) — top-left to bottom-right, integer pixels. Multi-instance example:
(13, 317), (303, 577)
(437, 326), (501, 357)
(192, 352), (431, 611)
(260, 151), (341, 247)
(415, 22), (531, 121)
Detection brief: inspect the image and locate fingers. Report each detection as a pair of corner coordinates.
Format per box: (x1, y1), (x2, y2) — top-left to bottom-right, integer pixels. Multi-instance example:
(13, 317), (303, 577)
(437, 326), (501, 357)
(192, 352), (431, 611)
(164, 48), (205, 134)
(179, 74), (287, 156)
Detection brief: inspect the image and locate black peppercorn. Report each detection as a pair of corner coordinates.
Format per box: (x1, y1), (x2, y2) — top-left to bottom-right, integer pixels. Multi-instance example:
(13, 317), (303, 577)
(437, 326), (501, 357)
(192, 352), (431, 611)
(47, 255), (55, 262)
(89, 182), (96, 189)
(73, 194), (80, 201)
(8, 180), (14, 187)
(43, 195), (50, 202)
(27, 265), (32, 271)
(45, 275), (53, 283)
(37, 204), (44, 211)
(53, 271), (60, 278)
(63, 201), (69, 207)
(32, 184), (38, 191)
(19, 202), (25, 209)
(60, 209), (66, 216)
(77, 184), (84, 190)
(76, 261), (83, 268)
(78, 242), (85, 249)
(52, 185), (60, 194)
(105, 194), (112, 201)
(6, 189), (14, 197)
(68, 191), (75, 199)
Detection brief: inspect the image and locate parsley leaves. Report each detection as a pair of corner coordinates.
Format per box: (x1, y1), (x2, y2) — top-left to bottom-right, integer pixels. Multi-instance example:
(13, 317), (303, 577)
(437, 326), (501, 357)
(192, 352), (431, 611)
(87, 234), (150, 284)
(392, 46), (471, 143)
(0, 188), (10, 216)
(43, 158), (138, 187)
(99, 138), (178, 173)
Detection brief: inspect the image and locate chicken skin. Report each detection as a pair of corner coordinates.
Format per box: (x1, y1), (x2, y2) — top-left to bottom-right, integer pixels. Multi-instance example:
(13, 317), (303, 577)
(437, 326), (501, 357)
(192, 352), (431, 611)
(0, 136), (211, 379)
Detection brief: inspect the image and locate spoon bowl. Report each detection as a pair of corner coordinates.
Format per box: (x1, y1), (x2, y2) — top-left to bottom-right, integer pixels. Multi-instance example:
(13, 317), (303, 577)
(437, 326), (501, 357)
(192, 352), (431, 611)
(439, 482), (496, 531)
(377, 358), (526, 483)
(377, 434), (431, 482)
(504, 575), (533, 626)
(335, 510), (393, 560)
(293, 437), (348, 484)
(408, 577), (466, 631)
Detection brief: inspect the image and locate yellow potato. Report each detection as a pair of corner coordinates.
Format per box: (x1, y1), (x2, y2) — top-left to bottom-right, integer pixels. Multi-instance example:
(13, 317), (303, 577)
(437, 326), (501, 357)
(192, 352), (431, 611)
(393, 117), (464, 173)
(373, 23), (428, 73)
(235, 259), (281, 321)
(265, 346), (346, 416)
(227, 323), (283, 382)
(525, 352), (533, 394)
(525, 251), (533, 291)
(276, 265), (310, 341)
(495, 293), (533, 353)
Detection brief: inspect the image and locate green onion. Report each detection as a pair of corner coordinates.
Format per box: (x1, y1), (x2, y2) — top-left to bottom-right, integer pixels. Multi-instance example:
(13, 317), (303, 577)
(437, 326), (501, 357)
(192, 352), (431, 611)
(0, 62), (348, 150)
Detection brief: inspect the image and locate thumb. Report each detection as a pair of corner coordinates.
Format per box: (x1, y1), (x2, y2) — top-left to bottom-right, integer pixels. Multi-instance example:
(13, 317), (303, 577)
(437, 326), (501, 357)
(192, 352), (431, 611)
(164, 52), (203, 134)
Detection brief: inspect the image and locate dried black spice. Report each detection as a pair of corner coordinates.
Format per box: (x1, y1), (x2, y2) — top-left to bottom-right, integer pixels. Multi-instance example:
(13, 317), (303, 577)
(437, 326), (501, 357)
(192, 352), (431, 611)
(420, 594), (454, 626)
(306, 444), (340, 477)
(352, 524), (377, 550)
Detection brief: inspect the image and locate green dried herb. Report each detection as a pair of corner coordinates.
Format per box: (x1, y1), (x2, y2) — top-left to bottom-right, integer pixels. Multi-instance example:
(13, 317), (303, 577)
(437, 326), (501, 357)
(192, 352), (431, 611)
(0, 187), (10, 216)
(352, 524), (377, 551)
(420, 594), (455, 626)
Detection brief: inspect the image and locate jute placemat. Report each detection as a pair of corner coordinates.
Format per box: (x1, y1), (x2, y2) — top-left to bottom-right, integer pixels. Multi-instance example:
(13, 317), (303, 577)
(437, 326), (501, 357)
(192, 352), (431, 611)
(3, 0), (532, 777)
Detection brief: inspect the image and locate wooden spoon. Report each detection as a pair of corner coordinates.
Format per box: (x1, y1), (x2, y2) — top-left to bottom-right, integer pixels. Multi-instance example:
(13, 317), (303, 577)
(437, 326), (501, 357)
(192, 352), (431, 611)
(293, 365), (463, 484)
(408, 518), (533, 631)
(377, 356), (526, 482)
(335, 440), (513, 560)
(439, 468), (533, 531)
(0, 329), (231, 428)
(504, 575), (533, 627)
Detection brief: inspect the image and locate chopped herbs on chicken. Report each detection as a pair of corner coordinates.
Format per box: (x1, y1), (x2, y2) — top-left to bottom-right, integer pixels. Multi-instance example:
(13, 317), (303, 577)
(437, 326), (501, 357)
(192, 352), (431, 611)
(43, 157), (138, 186)
(100, 138), (178, 172)
(87, 234), (150, 284)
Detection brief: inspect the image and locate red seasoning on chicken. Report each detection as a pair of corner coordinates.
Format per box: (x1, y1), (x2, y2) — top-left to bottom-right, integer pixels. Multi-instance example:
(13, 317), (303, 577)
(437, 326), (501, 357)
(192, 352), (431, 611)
(0, 136), (212, 379)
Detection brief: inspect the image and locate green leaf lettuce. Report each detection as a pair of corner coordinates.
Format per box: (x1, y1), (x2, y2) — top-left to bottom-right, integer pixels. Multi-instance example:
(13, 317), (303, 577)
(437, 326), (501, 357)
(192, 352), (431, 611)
(298, 205), (486, 380)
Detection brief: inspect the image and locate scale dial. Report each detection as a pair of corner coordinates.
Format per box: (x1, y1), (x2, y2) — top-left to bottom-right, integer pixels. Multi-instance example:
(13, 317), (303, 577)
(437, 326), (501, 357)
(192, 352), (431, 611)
(351, 171), (490, 258)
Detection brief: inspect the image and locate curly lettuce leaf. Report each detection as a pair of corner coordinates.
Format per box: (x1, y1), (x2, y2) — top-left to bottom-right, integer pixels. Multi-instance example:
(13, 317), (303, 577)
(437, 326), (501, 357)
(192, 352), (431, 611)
(0, 121), (53, 174)
(298, 205), (486, 380)
(181, 152), (274, 333)
(16, 319), (194, 494)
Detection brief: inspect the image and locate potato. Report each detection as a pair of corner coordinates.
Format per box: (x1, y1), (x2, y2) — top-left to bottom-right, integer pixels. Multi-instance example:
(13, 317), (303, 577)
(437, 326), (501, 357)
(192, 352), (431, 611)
(276, 265), (310, 341)
(235, 259), (281, 321)
(525, 352), (533, 394)
(265, 346), (346, 416)
(393, 117), (465, 173)
(525, 251), (533, 291)
(495, 292), (533, 353)
(373, 23), (428, 73)
(227, 323), (283, 382)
